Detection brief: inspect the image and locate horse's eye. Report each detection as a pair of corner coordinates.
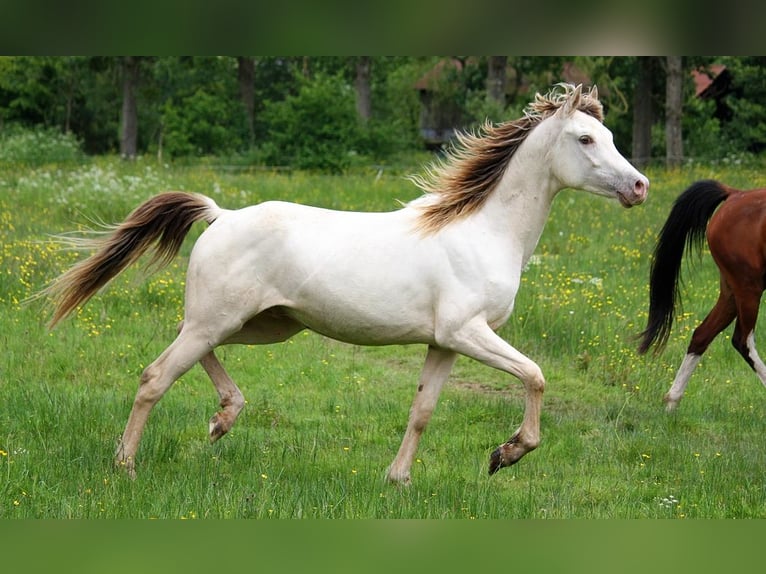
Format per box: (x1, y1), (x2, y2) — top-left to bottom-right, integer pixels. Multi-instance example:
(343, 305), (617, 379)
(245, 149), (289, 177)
(578, 135), (593, 145)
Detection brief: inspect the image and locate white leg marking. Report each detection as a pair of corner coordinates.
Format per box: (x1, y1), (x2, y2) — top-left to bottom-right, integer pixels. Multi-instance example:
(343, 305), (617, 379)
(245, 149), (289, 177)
(746, 332), (766, 387)
(664, 353), (701, 411)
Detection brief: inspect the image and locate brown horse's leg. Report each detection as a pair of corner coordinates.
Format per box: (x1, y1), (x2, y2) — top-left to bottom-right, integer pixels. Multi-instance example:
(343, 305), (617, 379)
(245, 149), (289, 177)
(665, 280), (737, 411)
(387, 346), (457, 484)
(730, 284), (766, 386)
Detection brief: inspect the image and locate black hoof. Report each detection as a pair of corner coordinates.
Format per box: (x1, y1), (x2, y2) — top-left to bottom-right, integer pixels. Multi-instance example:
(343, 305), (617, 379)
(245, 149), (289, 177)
(488, 447), (502, 475)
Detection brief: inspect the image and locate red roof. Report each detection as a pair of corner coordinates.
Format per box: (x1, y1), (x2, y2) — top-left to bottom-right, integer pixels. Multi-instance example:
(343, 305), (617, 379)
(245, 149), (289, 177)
(692, 64), (727, 97)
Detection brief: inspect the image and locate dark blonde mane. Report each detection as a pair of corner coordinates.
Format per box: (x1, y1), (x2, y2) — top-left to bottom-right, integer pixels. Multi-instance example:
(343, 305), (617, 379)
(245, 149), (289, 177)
(410, 83), (603, 234)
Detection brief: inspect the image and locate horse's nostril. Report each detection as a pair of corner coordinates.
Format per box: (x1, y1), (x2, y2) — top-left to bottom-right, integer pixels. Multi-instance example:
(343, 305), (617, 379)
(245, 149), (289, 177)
(634, 177), (649, 199)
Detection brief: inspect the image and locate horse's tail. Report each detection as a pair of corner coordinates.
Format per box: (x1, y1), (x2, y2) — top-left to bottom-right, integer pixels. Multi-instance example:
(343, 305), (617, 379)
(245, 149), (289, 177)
(637, 180), (732, 355)
(43, 191), (221, 328)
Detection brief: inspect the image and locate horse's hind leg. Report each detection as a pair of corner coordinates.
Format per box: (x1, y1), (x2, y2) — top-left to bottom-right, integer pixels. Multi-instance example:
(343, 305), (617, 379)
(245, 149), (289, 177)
(172, 319), (245, 444)
(115, 327), (218, 477)
(203, 309), (306, 443)
(200, 350), (246, 443)
(730, 284), (766, 387)
(665, 279), (737, 411)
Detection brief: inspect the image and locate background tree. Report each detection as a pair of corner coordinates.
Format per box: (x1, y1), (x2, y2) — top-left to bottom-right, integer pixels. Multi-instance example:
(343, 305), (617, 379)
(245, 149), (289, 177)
(716, 56), (766, 154)
(260, 72), (361, 171)
(486, 56), (508, 109)
(237, 57), (255, 147)
(152, 57), (249, 157)
(665, 56), (684, 168)
(3, 56), (766, 169)
(120, 56), (140, 159)
(631, 57), (654, 168)
(354, 56), (372, 123)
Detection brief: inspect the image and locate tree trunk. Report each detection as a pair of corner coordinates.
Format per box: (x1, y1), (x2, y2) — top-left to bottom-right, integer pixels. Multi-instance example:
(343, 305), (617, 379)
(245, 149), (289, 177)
(665, 56), (684, 168)
(120, 56), (140, 159)
(64, 83), (73, 134)
(631, 57), (653, 168)
(487, 56), (508, 108)
(354, 56), (372, 122)
(237, 57), (256, 146)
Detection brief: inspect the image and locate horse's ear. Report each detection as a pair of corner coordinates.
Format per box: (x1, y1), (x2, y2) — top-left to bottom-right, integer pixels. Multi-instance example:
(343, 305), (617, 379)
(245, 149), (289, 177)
(589, 85), (599, 101)
(556, 83), (582, 118)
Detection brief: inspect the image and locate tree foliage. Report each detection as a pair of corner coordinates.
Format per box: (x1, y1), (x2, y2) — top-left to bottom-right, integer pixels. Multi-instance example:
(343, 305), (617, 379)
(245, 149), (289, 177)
(259, 73), (362, 171)
(2, 56), (766, 169)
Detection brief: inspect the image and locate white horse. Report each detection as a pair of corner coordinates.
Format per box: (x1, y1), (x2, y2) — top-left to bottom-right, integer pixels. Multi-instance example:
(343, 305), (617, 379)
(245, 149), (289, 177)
(44, 84), (648, 484)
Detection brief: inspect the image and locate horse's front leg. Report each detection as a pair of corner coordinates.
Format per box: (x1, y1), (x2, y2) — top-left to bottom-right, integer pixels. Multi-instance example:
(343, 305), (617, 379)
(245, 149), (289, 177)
(387, 346), (457, 485)
(441, 320), (545, 475)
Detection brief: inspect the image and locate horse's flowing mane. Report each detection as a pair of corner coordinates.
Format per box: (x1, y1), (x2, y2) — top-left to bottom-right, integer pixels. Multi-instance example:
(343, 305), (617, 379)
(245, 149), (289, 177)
(410, 83), (604, 233)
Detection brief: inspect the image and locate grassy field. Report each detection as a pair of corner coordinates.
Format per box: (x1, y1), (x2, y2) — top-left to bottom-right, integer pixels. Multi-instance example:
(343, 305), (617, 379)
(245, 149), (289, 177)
(1, 157), (765, 518)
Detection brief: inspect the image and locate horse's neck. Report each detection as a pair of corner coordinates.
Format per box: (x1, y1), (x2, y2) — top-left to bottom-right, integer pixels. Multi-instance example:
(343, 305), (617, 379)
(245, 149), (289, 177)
(482, 156), (558, 265)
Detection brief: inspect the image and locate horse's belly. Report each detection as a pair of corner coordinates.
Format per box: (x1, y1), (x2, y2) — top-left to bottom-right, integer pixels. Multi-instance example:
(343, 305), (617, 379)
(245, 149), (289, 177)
(285, 304), (435, 346)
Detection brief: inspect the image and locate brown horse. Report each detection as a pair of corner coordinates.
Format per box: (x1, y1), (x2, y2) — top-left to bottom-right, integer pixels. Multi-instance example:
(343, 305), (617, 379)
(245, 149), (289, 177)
(638, 179), (766, 410)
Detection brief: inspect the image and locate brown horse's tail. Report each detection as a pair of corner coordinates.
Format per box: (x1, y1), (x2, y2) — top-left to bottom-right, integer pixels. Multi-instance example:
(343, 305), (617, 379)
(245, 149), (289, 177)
(637, 180), (732, 355)
(43, 192), (221, 328)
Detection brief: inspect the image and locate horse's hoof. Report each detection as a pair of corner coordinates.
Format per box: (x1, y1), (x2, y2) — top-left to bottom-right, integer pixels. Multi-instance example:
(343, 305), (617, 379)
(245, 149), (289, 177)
(114, 457), (137, 480)
(662, 394), (680, 413)
(390, 476), (411, 487)
(208, 414), (227, 443)
(489, 435), (529, 475)
(488, 448), (503, 475)
(385, 466), (412, 486)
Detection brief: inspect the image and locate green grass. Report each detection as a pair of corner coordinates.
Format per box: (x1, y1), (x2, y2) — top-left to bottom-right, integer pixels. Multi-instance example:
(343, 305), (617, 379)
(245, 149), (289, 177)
(1, 157), (765, 518)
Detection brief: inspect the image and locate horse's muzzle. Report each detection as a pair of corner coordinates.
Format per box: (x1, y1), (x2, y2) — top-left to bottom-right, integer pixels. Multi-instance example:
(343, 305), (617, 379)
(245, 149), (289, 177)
(618, 176), (649, 207)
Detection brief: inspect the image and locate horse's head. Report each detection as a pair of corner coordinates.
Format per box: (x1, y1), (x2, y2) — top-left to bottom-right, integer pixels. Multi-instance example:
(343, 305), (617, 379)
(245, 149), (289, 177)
(539, 85), (649, 208)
